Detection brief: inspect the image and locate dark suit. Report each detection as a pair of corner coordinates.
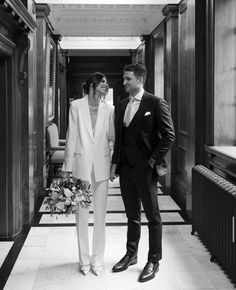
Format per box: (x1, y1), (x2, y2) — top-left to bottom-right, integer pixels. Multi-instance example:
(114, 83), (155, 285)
(112, 91), (175, 263)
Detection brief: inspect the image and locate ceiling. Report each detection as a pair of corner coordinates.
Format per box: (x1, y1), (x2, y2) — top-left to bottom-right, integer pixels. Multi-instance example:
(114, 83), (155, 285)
(35, 0), (180, 51)
(45, 4), (165, 37)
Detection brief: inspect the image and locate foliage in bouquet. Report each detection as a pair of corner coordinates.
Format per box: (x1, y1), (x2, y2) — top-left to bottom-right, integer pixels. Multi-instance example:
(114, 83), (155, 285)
(44, 177), (91, 215)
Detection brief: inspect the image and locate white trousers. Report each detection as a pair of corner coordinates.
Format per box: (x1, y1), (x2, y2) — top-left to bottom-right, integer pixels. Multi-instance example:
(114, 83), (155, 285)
(75, 168), (108, 267)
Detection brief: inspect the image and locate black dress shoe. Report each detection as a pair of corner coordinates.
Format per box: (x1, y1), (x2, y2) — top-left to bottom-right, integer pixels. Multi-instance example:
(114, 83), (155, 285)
(138, 262), (159, 282)
(112, 254), (137, 272)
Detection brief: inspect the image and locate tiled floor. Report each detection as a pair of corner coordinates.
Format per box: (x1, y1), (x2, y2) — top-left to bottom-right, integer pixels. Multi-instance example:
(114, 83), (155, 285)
(0, 242), (14, 268)
(0, 179), (235, 290)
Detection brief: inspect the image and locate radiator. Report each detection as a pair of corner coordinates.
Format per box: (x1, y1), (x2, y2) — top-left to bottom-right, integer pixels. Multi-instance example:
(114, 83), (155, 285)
(192, 165), (236, 284)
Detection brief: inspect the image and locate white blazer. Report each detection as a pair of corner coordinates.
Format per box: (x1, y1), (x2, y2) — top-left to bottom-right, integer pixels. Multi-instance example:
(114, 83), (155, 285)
(62, 96), (115, 182)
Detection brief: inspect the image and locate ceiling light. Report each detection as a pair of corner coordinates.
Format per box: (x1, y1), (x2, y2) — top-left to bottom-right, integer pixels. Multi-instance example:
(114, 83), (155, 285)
(60, 37), (141, 49)
(35, 0), (180, 4)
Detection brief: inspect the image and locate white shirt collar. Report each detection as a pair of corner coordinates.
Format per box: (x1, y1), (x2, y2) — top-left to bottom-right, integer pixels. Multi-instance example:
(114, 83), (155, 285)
(130, 88), (144, 101)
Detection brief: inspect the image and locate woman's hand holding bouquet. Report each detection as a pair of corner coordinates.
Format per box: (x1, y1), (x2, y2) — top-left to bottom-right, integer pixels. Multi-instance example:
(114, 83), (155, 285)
(44, 175), (91, 215)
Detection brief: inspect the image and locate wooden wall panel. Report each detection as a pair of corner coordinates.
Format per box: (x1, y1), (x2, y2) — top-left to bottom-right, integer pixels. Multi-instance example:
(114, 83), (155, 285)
(171, 0), (195, 217)
(154, 35), (164, 99)
(0, 0), (36, 238)
(143, 35), (154, 94)
(214, 0), (236, 145)
(135, 36), (154, 94)
(58, 50), (68, 138)
(161, 5), (179, 193)
(136, 43), (145, 65)
(36, 4), (52, 191)
(0, 57), (10, 237)
(23, 2), (37, 223)
(195, 0), (208, 165)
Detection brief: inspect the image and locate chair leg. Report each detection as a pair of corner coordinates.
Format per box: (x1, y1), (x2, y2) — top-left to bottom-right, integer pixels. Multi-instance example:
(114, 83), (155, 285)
(48, 159), (54, 186)
(53, 164), (62, 178)
(51, 164), (57, 181)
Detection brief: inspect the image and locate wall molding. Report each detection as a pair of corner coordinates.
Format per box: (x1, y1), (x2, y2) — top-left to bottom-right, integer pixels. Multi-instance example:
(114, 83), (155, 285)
(0, 33), (15, 56)
(1, 0), (37, 33)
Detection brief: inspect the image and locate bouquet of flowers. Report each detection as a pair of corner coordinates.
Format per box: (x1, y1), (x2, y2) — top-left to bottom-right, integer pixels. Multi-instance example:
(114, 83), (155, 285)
(44, 177), (92, 215)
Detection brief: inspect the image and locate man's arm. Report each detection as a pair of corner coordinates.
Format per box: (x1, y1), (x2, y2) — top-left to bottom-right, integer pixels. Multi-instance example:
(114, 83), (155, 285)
(149, 98), (175, 164)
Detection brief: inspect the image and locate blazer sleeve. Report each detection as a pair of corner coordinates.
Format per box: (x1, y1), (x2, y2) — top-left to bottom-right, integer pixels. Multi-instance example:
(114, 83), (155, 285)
(108, 105), (115, 143)
(150, 98), (175, 164)
(111, 102), (121, 165)
(108, 105), (115, 157)
(62, 101), (78, 172)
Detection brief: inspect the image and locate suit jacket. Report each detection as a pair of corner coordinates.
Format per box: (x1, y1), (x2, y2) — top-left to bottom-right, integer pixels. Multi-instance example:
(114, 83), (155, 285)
(112, 91), (175, 174)
(62, 96), (115, 182)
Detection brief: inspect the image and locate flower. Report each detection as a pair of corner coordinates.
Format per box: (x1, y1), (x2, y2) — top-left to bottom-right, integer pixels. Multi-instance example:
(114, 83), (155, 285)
(63, 188), (73, 198)
(44, 177), (91, 215)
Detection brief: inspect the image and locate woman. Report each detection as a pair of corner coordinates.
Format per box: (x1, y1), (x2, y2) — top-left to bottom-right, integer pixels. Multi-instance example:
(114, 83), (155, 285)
(61, 72), (115, 276)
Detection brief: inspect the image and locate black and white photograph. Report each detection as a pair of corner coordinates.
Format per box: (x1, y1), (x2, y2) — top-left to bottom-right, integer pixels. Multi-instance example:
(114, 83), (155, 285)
(0, 0), (235, 289)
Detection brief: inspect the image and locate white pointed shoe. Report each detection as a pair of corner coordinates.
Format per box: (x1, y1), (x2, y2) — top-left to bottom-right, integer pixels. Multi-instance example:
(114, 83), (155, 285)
(91, 266), (102, 276)
(80, 265), (90, 275)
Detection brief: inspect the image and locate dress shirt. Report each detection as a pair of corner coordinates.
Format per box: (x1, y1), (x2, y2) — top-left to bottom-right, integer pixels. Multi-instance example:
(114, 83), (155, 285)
(123, 88), (144, 127)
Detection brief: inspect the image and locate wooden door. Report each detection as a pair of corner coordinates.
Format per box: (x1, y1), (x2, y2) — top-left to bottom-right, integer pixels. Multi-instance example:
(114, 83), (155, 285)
(175, 0), (195, 215)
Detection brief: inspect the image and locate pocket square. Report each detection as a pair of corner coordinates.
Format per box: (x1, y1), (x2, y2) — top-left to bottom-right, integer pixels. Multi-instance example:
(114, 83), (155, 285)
(144, 111), (151, 116)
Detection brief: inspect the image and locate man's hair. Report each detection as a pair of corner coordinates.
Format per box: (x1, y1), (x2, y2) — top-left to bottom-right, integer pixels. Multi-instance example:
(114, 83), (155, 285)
(123, 63), (147, 83)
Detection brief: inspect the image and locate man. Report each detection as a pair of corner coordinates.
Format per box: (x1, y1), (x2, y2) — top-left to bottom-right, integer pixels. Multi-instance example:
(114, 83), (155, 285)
(110, 63), (175, 282)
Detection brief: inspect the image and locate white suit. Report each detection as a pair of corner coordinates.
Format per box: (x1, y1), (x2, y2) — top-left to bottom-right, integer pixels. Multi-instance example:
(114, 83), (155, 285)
(62, 96), (115, 268)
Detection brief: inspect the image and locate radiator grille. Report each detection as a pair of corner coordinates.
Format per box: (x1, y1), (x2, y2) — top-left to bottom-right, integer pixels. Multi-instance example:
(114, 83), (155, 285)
(192, 165), (236, 284)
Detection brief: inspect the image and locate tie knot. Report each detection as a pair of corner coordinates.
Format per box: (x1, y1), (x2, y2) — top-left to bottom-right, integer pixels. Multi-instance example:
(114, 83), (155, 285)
(130, 96), (138, 103)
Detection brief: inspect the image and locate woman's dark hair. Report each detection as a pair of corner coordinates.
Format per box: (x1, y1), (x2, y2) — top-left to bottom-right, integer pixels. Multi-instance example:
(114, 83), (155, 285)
(82, 72), (107, 94)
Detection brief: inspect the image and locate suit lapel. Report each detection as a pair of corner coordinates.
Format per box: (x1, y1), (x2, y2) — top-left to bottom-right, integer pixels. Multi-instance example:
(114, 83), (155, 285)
(79, 96), (94, 143)
(128, 91), (148, 128)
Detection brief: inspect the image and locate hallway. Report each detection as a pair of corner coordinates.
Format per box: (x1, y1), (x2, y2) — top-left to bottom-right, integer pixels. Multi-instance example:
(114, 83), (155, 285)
(1, 0), (236, 289)
(0, 180), (235, 290)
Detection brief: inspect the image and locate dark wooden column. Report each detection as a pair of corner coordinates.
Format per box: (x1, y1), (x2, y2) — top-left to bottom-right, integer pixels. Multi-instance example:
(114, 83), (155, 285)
(58, 49), (68, 138)
(129, 49), (138, 65)
(140, 34), (154, 94)
(18, 34), (34, 226)
(205, 0), (214, 149)
(52, 34), (62, 131)
(35, 4), (51, 192)
(0, 0), (36, 238)
(195, 0), (208, 165)
(162, 4), (179, 190)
